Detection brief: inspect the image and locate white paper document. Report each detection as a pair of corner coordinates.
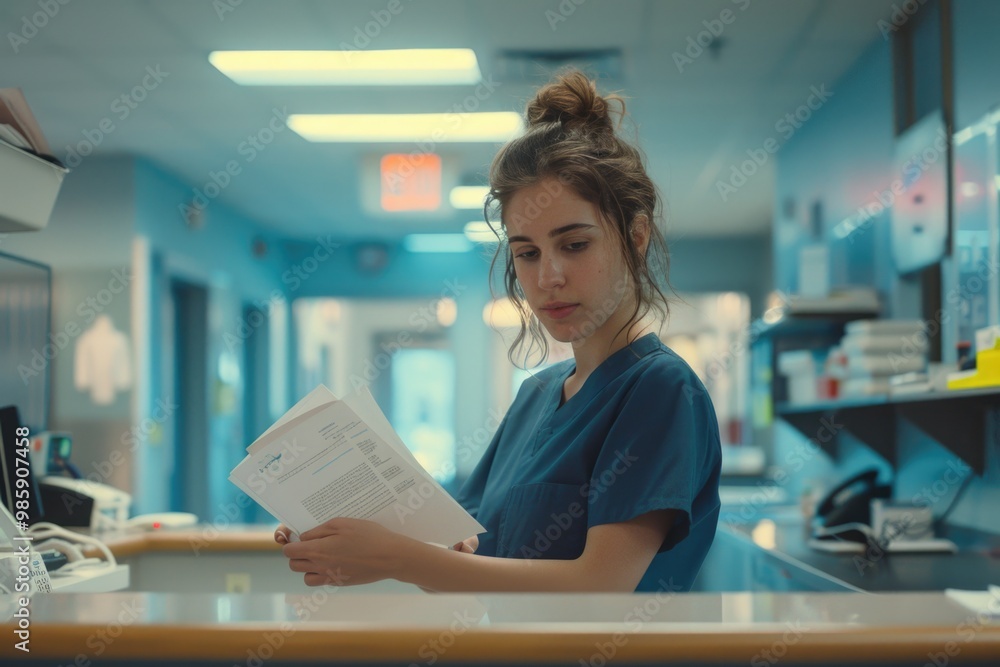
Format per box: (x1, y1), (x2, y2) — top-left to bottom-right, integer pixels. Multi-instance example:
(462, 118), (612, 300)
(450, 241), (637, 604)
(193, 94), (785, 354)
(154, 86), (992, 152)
(229, 385), (485, 548)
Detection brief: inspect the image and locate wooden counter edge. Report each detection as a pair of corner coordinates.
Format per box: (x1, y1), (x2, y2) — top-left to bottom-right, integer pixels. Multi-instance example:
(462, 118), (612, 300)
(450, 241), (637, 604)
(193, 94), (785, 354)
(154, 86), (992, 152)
(85, 530), (281, 558)
(11, 624), (1000, 662)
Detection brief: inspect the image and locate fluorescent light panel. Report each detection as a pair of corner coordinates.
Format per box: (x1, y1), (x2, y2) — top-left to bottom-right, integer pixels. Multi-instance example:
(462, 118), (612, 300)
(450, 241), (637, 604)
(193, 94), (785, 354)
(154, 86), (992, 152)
(289, 112), (521, 142)
(450, 186), (491, 209)
(404, 234), (473, 253)
(464, 221), (501, 243)
(209, 49), (481, 86)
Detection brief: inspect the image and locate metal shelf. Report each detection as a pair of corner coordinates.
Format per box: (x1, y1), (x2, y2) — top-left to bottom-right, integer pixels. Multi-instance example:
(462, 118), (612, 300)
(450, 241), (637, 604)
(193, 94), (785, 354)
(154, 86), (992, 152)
(775, 387), (1000, 473)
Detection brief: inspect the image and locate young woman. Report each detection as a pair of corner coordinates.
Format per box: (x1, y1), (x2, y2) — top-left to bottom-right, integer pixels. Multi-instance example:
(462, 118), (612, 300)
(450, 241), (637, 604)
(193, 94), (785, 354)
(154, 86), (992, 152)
(277, 70), (721, 593)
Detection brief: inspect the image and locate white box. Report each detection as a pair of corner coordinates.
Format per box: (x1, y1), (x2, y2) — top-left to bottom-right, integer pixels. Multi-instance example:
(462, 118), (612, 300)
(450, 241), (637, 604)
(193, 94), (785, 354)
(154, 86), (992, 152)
(0, 140), (68, 232)
(777, 350), (818, 405)
(976, 325), (1000, 354)
(798, 244), (829, 299)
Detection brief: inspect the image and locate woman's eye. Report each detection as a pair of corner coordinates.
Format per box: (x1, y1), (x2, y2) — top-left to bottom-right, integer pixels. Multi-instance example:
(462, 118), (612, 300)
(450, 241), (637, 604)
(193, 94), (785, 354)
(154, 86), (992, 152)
(565, 241), (589, 251)
(514, 249), (538, 260)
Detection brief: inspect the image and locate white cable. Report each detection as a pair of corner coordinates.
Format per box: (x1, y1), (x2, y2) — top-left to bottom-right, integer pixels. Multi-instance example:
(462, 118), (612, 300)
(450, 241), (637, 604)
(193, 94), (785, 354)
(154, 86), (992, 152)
(32, 537), (86, 562)
(30, 538), (107, 575)
(812, 522), (875, 539)
(26, 522), (117, 574)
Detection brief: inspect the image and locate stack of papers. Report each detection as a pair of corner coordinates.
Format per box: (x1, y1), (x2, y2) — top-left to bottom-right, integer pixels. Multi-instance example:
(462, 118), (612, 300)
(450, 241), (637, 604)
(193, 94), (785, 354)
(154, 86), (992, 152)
(0, 88), (53, 156)
(229, 385), (484, 548)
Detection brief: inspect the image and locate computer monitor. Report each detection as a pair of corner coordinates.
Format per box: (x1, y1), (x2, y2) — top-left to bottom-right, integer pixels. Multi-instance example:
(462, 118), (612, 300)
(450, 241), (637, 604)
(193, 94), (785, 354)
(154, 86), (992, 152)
(0, 405), (44, 523)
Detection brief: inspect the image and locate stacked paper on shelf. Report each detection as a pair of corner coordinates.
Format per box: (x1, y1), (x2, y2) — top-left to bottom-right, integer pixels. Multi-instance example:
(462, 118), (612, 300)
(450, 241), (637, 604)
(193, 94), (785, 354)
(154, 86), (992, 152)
(840, 333), (929, 355)
(836, 320), (929, 398)
(844, 319), (927, 337)
(0, 88), (53, 157)
(229, 385), (485, 548)
(779, 287), (880, 315)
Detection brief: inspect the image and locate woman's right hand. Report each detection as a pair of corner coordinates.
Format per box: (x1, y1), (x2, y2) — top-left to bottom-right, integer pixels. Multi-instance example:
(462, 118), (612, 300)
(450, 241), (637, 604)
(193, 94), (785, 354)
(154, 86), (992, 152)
(451, 535), (479, 554)
(280, 522), (474, 553)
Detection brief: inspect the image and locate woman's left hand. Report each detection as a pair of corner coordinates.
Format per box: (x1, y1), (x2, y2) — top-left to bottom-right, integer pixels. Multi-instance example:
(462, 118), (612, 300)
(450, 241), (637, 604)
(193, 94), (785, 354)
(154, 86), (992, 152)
(281, 517), (410, 587)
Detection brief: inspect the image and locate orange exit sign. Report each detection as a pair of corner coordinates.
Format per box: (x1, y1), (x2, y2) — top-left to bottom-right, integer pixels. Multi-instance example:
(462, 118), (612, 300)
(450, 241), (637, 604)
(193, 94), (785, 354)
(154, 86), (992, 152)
(380, 153), (441, 211)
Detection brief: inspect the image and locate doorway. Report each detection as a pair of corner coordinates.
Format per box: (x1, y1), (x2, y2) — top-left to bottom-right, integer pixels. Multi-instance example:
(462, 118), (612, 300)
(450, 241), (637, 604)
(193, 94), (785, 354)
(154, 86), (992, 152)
(170, 279), (209, 516)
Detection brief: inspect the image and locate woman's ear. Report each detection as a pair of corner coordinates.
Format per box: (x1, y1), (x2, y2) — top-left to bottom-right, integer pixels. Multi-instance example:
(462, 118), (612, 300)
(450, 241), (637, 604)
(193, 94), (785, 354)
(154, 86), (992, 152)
(630, 214), (650, 256)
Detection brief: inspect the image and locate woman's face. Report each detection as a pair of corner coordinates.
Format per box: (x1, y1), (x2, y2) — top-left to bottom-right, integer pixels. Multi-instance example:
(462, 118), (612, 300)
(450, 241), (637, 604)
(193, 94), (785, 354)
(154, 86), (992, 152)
(504, 177), (635, 347)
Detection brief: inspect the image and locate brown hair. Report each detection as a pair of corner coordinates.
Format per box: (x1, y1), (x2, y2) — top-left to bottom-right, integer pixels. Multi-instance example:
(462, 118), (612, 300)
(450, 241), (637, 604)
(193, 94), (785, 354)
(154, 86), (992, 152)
(485, 68), (672, 367)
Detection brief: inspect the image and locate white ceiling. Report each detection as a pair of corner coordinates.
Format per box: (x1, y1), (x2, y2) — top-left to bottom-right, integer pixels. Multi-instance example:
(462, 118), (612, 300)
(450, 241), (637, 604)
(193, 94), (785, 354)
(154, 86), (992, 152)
(0, 0), (899, 241)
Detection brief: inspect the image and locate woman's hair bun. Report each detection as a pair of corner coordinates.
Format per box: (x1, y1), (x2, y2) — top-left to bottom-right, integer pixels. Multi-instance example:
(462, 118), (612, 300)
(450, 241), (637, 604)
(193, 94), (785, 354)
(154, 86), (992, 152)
(525, 69), (624, 135)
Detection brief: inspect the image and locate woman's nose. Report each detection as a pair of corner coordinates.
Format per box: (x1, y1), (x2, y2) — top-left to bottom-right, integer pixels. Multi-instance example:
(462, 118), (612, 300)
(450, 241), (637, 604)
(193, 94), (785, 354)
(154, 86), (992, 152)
(538, 255), (565, 289)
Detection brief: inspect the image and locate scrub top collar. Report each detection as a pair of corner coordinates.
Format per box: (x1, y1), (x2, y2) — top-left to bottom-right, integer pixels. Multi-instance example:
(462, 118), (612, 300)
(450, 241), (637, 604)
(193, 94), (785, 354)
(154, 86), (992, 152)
(549, 331), (661, 425)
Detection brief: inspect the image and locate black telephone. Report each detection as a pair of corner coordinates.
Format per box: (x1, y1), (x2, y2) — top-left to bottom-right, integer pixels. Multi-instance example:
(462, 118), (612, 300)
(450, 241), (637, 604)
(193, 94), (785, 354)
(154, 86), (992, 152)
(813, 468), (892, 543)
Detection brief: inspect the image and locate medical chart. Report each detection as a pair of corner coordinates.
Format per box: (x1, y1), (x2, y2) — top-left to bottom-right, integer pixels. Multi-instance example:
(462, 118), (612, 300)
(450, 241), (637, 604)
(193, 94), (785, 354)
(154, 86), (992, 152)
(229, 385), (485, 548)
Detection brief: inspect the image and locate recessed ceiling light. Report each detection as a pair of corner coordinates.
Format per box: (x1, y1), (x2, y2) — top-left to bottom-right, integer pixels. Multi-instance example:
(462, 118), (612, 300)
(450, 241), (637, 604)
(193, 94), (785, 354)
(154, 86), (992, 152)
(482, 297), (526, 328)
(289, 113), (521, 143)
(450, 186), (491, 209)
(209, 49), (482, 86)
(464, 221), (501, 243)
(404, 234), (473, 253)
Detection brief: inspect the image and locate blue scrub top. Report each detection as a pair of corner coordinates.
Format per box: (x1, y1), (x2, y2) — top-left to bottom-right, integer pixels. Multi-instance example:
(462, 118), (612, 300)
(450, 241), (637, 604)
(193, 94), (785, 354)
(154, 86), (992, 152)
(455, 332), (721, 592)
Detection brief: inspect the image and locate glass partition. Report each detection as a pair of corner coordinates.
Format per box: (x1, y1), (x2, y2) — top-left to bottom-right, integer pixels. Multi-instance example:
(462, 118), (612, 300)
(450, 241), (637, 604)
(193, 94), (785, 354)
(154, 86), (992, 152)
(952, 112), (1000, 350)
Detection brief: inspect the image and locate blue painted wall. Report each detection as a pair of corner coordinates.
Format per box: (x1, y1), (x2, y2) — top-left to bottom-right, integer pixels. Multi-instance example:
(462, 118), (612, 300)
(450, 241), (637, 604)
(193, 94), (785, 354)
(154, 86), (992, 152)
(132, 158), (293, 515)
(773, 39), (896, 305)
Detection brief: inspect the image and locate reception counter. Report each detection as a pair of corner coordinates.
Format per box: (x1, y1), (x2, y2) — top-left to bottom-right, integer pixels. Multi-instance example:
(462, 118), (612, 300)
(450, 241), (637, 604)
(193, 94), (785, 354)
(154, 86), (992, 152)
(3, 525), (1000, 665)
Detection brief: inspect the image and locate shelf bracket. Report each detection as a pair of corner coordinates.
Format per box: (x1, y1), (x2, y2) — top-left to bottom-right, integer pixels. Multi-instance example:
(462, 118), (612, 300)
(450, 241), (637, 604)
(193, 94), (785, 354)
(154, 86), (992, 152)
(779, 411), (840, 459)
(896, 399), (988, 475)
(836, 405), (897, 465)
(778, 406), (896, 465)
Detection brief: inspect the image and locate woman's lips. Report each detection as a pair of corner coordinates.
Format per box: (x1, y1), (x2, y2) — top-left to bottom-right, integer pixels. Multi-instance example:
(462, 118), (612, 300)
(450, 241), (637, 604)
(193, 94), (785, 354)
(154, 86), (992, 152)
(542, 304), (579, 320)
